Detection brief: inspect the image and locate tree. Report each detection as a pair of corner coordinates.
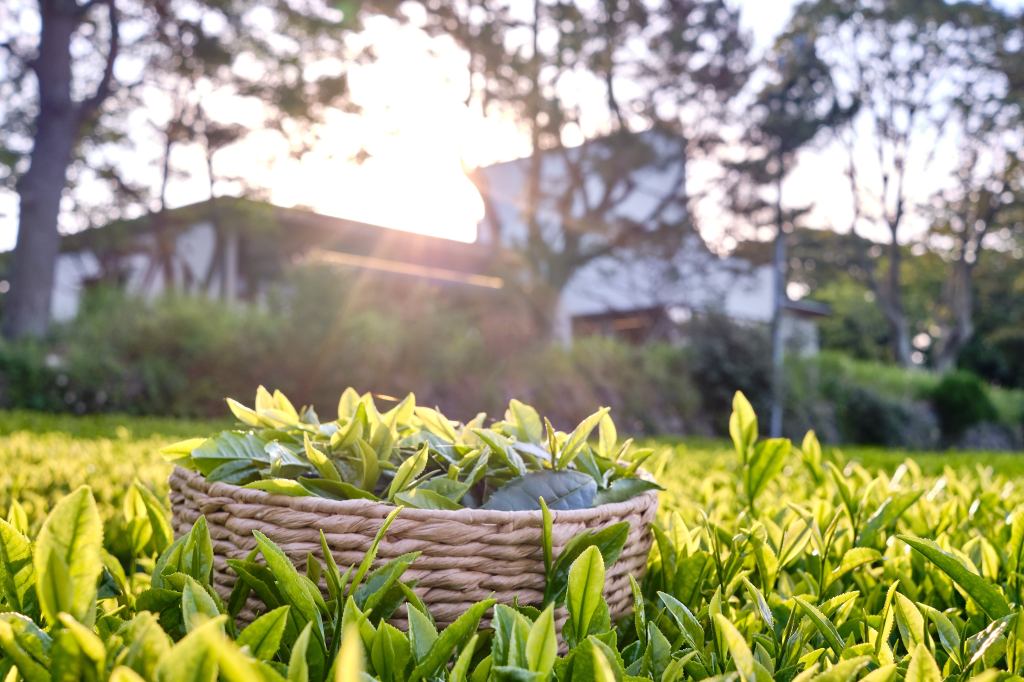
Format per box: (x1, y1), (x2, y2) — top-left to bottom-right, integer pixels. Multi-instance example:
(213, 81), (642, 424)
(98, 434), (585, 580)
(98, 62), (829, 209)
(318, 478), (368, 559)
(725, 36), (854, 435)
(928, 143), (1023, 371)
(0, 0), (395, 339)
(441, 0), (750, 336)
(926, 7), (1023, 370)
(784, 0), (1004, 366)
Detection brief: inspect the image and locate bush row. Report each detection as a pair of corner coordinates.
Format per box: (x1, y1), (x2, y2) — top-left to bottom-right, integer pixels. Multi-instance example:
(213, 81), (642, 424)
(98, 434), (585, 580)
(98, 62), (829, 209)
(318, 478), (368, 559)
(0, 274), (1021, 449)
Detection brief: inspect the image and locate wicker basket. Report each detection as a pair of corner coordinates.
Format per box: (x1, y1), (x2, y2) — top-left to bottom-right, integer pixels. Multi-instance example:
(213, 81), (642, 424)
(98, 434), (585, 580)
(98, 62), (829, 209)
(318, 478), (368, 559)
(169, 466), (657, 630)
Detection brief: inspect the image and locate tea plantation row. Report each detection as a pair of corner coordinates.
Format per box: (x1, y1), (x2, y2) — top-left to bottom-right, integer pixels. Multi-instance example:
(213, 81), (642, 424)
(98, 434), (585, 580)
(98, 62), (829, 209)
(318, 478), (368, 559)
(0, 408), (1022, 679)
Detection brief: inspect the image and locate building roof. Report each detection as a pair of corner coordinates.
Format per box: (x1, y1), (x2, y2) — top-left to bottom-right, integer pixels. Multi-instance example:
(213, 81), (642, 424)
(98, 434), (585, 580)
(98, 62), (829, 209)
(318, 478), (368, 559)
(59, 198), (502, 288)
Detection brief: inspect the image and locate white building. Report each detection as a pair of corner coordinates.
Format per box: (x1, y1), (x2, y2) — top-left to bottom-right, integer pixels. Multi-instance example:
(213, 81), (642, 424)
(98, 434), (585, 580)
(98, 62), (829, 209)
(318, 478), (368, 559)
(476, 133), (826, 351)
(32, 134), (826, 349)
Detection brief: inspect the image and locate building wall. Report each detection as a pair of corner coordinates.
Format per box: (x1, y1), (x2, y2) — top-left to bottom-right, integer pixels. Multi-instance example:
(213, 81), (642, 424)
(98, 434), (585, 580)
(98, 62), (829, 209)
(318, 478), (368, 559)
(52, 251), (101, 321)
(475, 134), (820, 349)
(51, 221), (226, 321)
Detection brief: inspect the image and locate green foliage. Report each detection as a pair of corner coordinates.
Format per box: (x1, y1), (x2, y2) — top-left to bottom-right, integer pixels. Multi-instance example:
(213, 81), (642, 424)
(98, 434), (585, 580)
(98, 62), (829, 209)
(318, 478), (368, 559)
(4, 286), (1024, 450)
(930, 370), (999, 439)
(167, 387), (658, 510)
(2, 402), (1024, 678)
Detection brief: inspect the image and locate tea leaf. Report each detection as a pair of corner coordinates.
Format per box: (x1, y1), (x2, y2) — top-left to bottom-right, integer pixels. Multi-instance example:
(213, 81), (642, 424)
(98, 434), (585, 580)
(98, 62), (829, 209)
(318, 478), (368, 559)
(387, 445), (428, 500)
(905, 643), (942, 682)
(34, 486), (102, 625)
(794, 597), (845, 656)
(237, 606), (290, 660)
(714, 613), (755, 681)
(482, 470), (597, 511)
(729, 391), (758, 457)
(567, 546), (606, 642)
(525, 605), (557, 675)
(410, 598), (495, 680)
(898, 534), (1012, 619)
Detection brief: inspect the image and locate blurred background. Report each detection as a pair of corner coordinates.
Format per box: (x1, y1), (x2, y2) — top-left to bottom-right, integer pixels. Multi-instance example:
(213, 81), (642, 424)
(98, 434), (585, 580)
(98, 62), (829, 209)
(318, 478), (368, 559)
(0, 0), (1022, 450)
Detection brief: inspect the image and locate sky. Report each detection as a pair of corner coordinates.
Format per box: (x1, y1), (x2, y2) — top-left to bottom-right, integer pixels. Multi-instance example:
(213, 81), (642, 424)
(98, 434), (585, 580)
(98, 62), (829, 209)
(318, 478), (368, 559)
(0, 0), (803, 251)
(0, 0), (974, 252)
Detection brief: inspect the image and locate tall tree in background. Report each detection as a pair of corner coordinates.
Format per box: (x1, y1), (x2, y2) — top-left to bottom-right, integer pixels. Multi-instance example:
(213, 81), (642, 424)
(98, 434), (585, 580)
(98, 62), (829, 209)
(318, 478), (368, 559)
(927, 7), (1023, 370)
(436, 0), (750, 335)
(0, 0), (394, 339)
(928, 128), (1023, 370)
(726, 35), (854, 435)
(784, 0), (1003, 366)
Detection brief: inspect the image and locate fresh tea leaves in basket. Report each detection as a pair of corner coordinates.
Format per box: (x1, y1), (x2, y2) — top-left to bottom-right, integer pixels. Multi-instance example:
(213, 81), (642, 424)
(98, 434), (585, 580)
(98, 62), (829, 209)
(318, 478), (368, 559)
(162, 387), (663, 510)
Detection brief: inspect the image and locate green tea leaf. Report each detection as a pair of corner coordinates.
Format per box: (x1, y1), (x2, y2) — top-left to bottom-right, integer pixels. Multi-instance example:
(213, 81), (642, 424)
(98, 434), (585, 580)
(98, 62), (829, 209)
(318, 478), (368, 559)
(508, 400), (544, 443)
(181, 576), (221, 631)
(729, 391), (757, 457)
(525, 605), (556, 675)
(658, 591), (704, 654)
(303, 434), (341, 482)
(244, 479), (312, 497)
(387, 445), (428, 500)
(0, 518), (35, 613)
(556, 407), (608, 469)
(335, 625), (365, 681)
(237, 606), (290, 660)
(567, 546), (606, 642)
(593, 478), (662, 506)
(410, 599), (495, 680)
(0, 612), (52, 682)
(298, 478), (379, 501)
(448, 633), (479, 682)
(898, 534), (1012, 619)
(905, 643), (941, 682)
(713, 614), (755, 681)
(253, 531), (324, 645)
(393, 488), (463, 510)
(288, 622), (313, 682)
(408, 604), (438, 664)
(34, 486), (103, 625)
(482, 470), (597, 511)
(794, 596), (845, 656)
(893, 593), (926, 651)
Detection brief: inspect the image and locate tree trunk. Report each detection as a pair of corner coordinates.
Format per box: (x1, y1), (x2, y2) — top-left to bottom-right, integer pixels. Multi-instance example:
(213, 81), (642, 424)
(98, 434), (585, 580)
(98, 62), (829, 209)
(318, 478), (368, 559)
(888, 310), (913, 367)
(3, 6), (79, 339)
(885, 235), (913, 367)
(933, 259), (974, 372)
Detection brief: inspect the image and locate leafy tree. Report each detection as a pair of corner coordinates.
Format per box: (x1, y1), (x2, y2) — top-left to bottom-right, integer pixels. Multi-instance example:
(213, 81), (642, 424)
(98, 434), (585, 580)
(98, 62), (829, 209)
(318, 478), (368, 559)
(925, 8), (1024, 370)
(783, 0), (1008, 366)
(726, 34), (854, 435)
(0, 0), (395, 339)
(437, 0), (751, 335)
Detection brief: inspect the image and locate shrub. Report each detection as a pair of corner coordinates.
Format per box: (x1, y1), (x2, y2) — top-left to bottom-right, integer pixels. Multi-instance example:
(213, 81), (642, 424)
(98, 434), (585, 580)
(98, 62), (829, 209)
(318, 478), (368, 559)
(0, 341), (65, 411)
(930, 370), (998, 439)
(683, 312), (772, 426)
(3, 273), (1024, 450)
(834, 384), (940, 448)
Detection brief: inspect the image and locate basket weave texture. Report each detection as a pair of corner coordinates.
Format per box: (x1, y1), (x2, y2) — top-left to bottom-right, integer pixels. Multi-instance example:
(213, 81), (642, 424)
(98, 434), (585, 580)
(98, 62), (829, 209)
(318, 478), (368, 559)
(169, 466), (657, 629)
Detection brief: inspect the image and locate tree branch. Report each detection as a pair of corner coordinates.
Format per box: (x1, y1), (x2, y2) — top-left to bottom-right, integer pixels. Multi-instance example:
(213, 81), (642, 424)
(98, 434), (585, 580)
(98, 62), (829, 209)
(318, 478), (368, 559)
(77, 0), (119, 123)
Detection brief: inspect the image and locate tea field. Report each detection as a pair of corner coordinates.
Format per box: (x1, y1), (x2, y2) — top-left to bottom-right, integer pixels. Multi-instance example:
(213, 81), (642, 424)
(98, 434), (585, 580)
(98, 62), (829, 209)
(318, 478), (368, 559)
(2, 409), (1021, 523)
(1, 407), (1023, 679)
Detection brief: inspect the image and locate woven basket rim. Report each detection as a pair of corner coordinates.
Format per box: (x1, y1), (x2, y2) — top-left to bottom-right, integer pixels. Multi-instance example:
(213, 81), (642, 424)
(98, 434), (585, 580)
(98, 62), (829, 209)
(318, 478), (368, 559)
(171, 466), (659, 524)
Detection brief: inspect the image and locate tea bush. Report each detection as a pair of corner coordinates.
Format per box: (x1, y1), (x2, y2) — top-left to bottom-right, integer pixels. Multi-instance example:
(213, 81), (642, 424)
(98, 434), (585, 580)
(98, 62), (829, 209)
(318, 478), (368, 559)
(1, 401), (1024, 679)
